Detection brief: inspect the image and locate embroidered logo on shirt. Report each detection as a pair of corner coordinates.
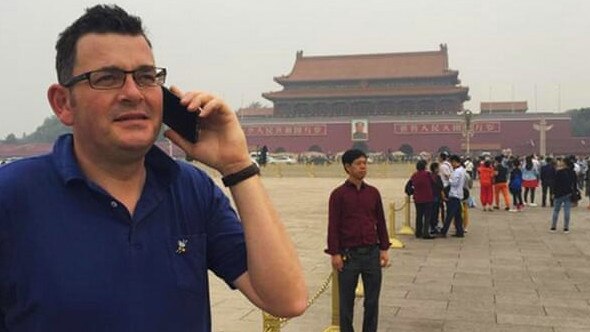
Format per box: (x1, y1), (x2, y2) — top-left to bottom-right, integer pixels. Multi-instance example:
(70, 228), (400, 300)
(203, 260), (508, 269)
(176, 239), (188, 254)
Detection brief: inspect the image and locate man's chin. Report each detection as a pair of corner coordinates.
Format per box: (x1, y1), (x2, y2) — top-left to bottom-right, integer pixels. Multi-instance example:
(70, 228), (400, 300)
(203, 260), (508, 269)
(116, 134), (157, 153)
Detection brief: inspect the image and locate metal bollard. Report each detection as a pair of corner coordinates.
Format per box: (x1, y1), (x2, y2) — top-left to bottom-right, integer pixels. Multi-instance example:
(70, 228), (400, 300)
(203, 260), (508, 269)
(388, 202), (405, 248)
(397, 196), (415, 235)
(355, 276), (364, 298)
(323, 268), (340, 332)
(462, 201), (469, 230)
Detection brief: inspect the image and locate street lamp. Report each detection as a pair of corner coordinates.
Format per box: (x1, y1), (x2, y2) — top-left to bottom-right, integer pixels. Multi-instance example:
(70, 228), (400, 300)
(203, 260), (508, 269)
(459, 109), (474, 156)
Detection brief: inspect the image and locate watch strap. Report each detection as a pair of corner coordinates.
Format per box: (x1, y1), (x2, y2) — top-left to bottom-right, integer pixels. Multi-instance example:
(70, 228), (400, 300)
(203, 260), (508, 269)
(222, 163), (260, 187)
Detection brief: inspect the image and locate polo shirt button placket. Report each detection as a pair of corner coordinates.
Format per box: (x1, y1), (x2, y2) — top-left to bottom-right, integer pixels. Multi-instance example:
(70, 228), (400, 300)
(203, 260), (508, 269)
(110, 201), (118, 208)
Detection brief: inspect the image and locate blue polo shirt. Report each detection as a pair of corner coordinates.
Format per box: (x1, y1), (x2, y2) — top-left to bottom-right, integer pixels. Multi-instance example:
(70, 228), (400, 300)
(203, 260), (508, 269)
(0, 134), (247, 331)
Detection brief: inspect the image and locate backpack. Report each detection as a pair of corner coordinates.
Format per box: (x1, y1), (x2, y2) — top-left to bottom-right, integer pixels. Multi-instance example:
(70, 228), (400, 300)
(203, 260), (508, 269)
(404, 179), (414, 196)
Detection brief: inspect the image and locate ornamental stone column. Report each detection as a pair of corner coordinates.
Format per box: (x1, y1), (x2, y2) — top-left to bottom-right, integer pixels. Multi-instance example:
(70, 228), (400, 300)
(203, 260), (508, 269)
(533, 118), (553, 156)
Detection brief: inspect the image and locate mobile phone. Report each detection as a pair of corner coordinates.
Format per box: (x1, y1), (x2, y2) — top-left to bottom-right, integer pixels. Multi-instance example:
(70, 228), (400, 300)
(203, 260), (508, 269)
(162, 86), (199, 143)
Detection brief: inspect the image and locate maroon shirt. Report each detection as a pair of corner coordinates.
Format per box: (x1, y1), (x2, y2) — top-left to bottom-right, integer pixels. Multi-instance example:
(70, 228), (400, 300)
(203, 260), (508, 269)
(325, 181), (391, 255)
(410, 170), (434, 203)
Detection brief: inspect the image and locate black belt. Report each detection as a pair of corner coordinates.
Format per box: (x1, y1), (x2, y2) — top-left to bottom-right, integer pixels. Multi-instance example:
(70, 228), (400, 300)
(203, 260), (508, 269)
(344, 244), (377, 254)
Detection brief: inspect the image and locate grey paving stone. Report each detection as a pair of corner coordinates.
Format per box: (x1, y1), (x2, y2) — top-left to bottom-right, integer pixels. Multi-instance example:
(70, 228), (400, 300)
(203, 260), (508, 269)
(544, 305), (590, 318)
(444, 321), (553, 332)
(498, 313), (590, 329)
(495, 303), (545, 316)
(207, 178), (590, 331)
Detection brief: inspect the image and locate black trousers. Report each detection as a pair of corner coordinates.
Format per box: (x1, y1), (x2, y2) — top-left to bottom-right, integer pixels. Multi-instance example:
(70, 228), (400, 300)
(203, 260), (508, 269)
(511, 188), (523, 206)
(339, 245), (382, 332)
(441, 197), (464, 236)
(415, 202), (433, 238)
(542, 182), (553, 207)
(430, 197), (441, 231)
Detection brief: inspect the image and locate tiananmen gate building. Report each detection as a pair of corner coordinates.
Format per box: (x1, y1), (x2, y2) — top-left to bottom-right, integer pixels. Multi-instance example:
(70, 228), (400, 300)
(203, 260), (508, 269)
(238, 44), (587, 156)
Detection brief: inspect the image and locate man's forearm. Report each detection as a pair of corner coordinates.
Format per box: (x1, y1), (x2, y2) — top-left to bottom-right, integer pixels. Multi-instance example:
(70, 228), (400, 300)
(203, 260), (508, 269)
(229, 175), (307, 316)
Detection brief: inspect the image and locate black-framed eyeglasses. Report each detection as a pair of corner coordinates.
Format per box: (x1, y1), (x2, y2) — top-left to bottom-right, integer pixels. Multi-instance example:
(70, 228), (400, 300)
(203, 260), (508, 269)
(61, 66), (167, 90)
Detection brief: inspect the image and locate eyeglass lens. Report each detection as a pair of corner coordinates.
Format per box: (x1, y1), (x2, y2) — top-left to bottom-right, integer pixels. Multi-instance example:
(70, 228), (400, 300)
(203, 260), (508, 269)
(89, 68), (165, 89)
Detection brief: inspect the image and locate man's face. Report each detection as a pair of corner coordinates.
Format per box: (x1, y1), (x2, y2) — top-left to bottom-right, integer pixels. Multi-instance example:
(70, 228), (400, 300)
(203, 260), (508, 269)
(345, 156), (367, 180)
(66, 33), (162, 156)
(355, 122), (364, 133)
(451, 160), (460, 169)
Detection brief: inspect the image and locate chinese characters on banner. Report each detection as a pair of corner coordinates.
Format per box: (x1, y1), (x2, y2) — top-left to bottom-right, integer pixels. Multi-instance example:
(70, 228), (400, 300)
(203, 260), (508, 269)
(243, 121), (500, 137)
(243, 124), (327, 137)
(394, 122), (501, 134)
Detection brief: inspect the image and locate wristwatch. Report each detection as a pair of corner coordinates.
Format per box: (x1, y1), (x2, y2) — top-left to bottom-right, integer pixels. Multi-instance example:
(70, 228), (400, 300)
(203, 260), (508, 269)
(222, 163), (260, 187)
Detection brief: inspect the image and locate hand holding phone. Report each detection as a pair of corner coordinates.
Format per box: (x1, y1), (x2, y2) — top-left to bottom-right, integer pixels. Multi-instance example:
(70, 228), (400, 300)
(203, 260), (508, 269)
(162, 86), (200, 143)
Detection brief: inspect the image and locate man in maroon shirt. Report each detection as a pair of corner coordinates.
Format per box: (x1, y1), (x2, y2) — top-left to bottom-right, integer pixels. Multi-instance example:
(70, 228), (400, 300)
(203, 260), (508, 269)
(410, 159), (436, 239)
(326, 149), (390, 332)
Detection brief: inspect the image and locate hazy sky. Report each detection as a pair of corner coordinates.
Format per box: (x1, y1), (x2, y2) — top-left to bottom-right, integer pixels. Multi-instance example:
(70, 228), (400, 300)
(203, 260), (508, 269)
(1, 0), (589, 138)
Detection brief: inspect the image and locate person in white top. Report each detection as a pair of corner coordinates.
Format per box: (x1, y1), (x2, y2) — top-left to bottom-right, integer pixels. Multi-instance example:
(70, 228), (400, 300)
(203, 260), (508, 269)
(464, 158), (474, 180)
(440, 155), (466, 238)
(438, 152), (452, 187)
(437, 152), (453, 224)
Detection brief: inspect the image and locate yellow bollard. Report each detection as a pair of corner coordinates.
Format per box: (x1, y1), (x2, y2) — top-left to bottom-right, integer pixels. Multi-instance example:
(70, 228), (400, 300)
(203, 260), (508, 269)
(462, 201), (469, 231)
(355, 276), (364, 298)
(323, 269), (340, 332)
(397, 196), (415, 235)
(262, 312), (281, 332)
(388, 202), (405, 248)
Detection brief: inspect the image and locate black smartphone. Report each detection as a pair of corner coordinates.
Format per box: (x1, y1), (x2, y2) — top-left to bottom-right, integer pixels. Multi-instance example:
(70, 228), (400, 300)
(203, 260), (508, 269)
(162, 86), (200, 143)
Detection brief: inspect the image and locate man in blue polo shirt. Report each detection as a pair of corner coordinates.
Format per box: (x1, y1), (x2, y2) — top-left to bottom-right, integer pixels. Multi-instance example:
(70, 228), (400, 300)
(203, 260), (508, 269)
(0, 5), (307, 331)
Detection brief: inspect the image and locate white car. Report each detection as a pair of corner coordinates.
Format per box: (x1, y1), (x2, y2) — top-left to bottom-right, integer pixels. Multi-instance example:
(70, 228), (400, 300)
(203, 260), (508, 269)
(268, 155), (296, 165)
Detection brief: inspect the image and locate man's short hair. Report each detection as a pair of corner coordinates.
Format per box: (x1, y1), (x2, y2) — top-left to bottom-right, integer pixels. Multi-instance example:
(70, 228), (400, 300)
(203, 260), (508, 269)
(341, 149), (366, 166)
(449, 154), (461, 163)
(439, 151), (449, 160)
(429, 162), (439, 173)
(416, 160), (427, 171)
(55, 4), (151, 85)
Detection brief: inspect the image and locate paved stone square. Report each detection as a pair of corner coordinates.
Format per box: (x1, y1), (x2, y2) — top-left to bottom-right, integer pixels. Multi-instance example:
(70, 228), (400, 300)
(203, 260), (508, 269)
(208, 173), (590, 332)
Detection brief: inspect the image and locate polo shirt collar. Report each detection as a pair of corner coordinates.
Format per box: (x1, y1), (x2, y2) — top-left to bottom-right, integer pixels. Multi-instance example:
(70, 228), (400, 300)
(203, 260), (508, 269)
(51, 134), (180, 185)
(344, 179), (366, 189)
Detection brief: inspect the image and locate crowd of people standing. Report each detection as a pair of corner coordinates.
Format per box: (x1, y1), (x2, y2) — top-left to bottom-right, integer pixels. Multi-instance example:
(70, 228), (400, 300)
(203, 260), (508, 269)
(407, 152), (589, 237)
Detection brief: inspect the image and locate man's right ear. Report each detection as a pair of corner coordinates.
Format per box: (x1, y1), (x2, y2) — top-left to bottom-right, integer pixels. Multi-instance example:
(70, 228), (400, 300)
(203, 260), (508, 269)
(47, 84), (74, 126)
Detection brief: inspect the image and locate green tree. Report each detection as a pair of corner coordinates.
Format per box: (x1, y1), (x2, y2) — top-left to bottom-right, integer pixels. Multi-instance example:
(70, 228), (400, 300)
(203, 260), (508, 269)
(567, 108), (590, 136)
(398, 143), (414, 156)
(351, 141), (368, 153)
(4, 133), (17, 144)
(21, 116), (70, 143)
(308, 144), (323, 152)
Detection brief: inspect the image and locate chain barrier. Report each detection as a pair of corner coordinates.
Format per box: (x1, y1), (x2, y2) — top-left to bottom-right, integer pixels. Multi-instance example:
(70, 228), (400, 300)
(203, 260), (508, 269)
(392, 199), (408, 212)
(263, 271), (334, 331)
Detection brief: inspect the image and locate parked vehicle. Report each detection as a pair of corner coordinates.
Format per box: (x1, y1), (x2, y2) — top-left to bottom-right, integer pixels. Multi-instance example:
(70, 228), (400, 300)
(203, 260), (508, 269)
(268, 155), (296, 165)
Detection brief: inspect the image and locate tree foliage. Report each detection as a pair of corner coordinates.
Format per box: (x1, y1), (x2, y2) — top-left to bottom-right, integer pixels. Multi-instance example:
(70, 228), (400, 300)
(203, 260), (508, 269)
(567, 108), (590, 136)
(398, 143), (414, 156)
(20, 116), (71, 143)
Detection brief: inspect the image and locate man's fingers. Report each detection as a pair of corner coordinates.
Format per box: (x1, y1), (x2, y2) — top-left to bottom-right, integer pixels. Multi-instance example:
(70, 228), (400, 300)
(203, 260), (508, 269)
(169, 85), (184, 98)
(164, 129), (191, 151)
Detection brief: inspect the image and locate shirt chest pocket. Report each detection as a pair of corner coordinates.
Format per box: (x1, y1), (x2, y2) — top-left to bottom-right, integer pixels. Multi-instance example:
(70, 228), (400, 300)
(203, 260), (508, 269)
(168, 233), (207, 294)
